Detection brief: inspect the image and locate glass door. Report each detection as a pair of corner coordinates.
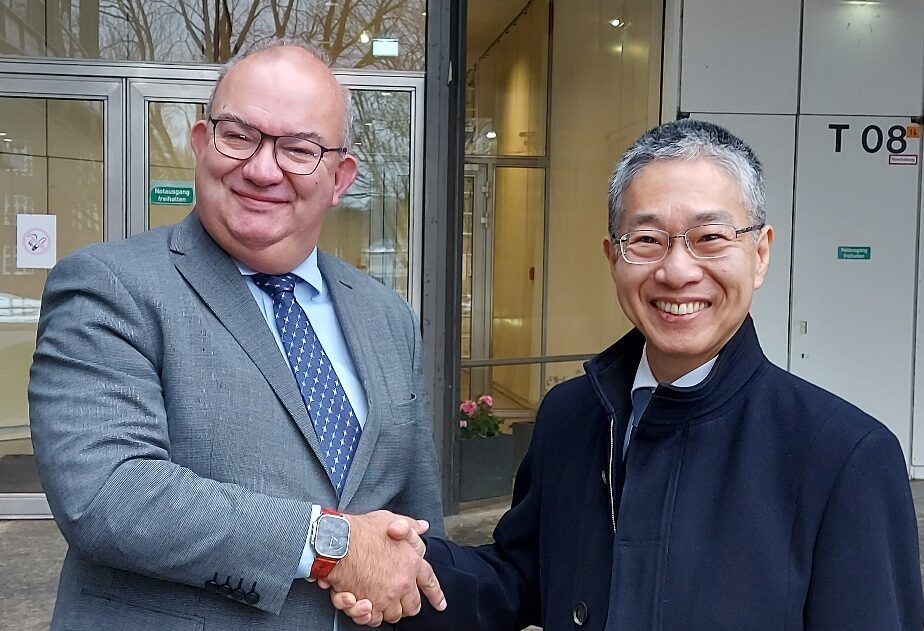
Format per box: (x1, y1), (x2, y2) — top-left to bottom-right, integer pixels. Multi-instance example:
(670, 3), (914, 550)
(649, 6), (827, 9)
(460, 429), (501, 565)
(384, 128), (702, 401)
(127, 80), (213, 235)
(128, 74), (425, 308)
(0, 69), (423, 518)
(0, 75), (123, 518)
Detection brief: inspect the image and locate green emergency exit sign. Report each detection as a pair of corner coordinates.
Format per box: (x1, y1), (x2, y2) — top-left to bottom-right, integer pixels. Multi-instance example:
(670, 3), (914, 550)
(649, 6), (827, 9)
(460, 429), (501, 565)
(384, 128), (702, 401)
(150, 182), (194, 205)
(837, 246), (871, 260)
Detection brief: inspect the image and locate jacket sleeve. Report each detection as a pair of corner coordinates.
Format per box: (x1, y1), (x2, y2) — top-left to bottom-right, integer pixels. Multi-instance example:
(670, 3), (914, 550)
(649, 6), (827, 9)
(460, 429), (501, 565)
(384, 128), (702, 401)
(397, 399), (547, 631)
(803, 426), (924, 629)
(29, 251), (313, 615)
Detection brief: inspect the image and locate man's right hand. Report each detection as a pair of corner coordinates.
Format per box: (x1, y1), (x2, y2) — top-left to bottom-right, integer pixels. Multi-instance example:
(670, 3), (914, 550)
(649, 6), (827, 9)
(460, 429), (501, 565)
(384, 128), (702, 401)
(319, 510), (446, 625)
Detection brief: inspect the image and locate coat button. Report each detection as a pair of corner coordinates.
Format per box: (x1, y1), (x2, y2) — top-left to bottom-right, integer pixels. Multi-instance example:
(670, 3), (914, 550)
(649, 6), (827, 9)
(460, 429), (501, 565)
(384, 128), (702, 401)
(601, 469), (607, 485)
(573, 601), (588, 625)
(244, 590), (260, 605)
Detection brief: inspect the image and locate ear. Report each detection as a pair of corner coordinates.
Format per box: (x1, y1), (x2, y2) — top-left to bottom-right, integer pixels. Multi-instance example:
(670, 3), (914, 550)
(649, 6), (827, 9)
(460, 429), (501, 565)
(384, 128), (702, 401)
(603, 237), (620, 283)
(752, 224), (774, 290)
(190, 119), (209, 159)
(330, 154), (358, 205)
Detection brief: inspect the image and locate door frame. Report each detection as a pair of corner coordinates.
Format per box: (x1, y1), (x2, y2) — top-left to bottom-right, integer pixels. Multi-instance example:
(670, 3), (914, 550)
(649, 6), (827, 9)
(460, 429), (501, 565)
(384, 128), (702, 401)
(0, 74), (125, 518)
(462, 162), (492, 397)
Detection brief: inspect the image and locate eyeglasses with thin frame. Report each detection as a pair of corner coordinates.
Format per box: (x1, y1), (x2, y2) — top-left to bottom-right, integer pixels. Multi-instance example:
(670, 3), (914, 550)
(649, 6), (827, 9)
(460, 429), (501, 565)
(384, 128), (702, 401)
(209, 117), (347, 176)
(612, 223), (765, 265)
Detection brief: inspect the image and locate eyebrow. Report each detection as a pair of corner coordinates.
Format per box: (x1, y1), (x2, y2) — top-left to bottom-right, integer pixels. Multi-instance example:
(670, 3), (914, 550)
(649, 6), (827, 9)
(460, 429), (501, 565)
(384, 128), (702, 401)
(623, 209), (737, 232)
(215, 113), (324, 143)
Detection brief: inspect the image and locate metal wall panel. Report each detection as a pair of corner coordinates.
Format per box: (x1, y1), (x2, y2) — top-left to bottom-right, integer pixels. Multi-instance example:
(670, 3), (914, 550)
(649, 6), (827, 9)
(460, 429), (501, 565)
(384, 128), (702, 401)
(801, 0), (924, 116)
(790, 114), (921, 466)
(680, 0), (801, 114)
(691, 113), (796, 369)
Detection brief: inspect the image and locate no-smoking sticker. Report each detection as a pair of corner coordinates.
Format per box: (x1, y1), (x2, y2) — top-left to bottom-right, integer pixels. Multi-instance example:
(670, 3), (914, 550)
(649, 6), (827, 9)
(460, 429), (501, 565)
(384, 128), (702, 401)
(17, 214), (56, 269)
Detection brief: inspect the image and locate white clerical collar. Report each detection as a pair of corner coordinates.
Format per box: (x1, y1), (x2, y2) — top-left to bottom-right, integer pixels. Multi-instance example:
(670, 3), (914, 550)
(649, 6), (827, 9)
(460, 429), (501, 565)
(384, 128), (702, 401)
(234, 248), (325, 298)
(632, 344), (719, 392)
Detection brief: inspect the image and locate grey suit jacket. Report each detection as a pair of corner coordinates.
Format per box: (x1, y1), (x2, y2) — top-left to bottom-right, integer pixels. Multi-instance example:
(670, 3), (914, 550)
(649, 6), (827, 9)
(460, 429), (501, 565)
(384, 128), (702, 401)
(29, 212), (444, 631)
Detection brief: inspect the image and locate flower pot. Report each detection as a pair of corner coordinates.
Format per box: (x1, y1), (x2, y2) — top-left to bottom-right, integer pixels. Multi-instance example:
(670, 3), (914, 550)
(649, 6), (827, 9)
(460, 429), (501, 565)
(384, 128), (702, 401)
(459, 434), (514, 502)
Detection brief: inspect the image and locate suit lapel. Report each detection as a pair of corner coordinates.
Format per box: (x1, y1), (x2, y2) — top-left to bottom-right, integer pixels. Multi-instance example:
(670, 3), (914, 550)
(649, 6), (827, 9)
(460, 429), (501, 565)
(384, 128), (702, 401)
(168, 213), (325, 464)
(318, 253), (389, 509)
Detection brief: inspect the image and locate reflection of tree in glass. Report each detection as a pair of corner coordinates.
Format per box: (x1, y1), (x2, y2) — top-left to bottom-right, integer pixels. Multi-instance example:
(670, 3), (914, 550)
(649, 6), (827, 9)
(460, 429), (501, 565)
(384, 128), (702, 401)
(148, 103), (200, 174)
(85, 0), (425, 69)
(340, 90), (412, 292)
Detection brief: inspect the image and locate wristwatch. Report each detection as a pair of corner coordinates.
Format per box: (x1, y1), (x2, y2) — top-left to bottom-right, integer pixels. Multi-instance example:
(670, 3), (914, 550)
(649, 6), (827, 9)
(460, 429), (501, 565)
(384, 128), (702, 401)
(307, 509), (351, 581)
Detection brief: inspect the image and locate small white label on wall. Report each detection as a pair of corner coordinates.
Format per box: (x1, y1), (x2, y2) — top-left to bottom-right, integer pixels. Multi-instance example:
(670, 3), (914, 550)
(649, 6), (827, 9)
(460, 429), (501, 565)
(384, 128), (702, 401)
(17, 214), (57, 269)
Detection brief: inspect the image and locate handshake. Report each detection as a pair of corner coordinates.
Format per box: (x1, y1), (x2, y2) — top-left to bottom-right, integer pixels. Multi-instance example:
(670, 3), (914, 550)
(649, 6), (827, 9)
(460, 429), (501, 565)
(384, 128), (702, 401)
(316, 510), (446, 627)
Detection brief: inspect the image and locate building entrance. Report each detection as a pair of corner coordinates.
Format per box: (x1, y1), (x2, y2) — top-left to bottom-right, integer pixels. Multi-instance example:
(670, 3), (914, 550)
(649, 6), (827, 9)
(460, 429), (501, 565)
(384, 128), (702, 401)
(0, 62), (424, 517)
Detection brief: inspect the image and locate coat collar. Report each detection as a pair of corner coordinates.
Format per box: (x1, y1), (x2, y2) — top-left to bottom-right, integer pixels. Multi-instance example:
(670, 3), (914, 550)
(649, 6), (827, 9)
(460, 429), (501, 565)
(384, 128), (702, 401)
(585, 316), (767, 425)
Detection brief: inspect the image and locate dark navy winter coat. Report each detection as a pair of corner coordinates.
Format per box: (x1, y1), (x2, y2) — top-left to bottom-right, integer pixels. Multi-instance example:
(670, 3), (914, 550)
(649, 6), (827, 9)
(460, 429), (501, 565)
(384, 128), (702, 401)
(400, 317), (923, 630)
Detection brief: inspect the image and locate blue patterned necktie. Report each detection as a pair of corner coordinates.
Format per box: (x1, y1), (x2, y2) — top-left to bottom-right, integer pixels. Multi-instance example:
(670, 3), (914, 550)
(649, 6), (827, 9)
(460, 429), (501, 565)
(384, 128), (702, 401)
(251, 273), (361, 495)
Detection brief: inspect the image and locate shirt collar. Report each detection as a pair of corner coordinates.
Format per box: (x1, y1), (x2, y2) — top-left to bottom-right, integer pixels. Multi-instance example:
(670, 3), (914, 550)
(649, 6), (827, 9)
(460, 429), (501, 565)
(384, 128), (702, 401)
(234, 248), (325, 298)
(632, 344), (718, 392)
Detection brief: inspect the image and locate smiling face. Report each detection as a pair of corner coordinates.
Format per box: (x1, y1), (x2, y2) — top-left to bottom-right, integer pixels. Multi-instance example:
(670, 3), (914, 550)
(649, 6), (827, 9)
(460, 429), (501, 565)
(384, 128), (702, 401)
(603, 158), (773, 382)
(190, 46), (357, 273)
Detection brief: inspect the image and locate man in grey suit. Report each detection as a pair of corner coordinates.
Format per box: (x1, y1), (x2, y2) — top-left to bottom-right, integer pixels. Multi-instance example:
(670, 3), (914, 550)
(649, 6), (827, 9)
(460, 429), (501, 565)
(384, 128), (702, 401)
(29, 39), (445, 631)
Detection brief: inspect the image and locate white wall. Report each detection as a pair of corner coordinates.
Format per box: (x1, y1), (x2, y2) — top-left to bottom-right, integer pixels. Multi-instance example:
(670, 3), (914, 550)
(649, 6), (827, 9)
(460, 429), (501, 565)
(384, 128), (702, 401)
(674, 0), (924, 470)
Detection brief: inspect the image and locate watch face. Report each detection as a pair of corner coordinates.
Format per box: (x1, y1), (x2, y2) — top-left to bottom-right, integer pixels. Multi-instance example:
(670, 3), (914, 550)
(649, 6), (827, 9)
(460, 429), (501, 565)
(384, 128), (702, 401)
(315, 514), (350, 559)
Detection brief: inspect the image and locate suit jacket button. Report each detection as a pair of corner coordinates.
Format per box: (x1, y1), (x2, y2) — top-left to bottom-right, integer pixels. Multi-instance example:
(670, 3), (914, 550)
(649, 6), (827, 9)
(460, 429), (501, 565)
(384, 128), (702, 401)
(572, 601), (588, 625)
(205, 573), (220, 593)
(244, 591), (260, 605)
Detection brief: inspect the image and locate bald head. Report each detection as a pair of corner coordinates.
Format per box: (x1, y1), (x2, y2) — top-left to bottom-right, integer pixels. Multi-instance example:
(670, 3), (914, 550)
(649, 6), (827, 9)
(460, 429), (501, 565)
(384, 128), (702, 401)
(206, 40), (354, 147)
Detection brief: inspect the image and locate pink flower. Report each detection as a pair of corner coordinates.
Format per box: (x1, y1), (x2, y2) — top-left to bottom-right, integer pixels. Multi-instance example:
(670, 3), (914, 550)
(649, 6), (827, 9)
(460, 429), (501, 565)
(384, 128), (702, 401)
(460, 400), (477, 415)
(459, 419), (468, 428)
(477, 394), (494, 407)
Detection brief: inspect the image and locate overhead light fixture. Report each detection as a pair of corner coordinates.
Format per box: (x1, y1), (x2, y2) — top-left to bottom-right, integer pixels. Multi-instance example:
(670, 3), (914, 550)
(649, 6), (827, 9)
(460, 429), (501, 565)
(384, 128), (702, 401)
(3, 138), (12, 142)
(485, 131), (497, 139)
(0, 132), (7, 136)
(609, 18), (624, 28)
(360, 30), (370, 44)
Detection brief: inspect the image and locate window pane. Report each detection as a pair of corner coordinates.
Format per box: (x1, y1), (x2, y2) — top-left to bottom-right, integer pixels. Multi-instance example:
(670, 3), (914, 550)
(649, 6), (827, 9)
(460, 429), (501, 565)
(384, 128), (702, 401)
(321, 89), (413, 299)
(545, 0), (663, 355)
(0, 96), (104, 493)
(1, 1), (426, 71)
(149, 102), (200, 229)
(491, 166), (544, 365)
(465, 0), (549, 157)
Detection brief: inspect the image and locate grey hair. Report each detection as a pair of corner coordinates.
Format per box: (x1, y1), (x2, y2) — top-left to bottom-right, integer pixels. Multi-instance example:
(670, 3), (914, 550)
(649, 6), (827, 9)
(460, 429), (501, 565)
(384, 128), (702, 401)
(607, 119), (766, 237)
(204, 37), (355, 149)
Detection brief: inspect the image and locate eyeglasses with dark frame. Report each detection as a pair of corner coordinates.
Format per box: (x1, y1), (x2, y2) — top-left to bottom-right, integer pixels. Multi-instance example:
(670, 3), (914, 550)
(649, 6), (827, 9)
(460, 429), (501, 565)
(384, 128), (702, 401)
(612, 223), (765, 265)
(209, 117), (347, 176)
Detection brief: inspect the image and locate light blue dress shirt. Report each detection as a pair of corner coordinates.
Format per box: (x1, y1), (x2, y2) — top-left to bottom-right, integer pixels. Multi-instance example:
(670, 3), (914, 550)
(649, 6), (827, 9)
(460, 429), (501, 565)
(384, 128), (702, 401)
(623, 346), (718, 456)
(235, 249), (368, 590)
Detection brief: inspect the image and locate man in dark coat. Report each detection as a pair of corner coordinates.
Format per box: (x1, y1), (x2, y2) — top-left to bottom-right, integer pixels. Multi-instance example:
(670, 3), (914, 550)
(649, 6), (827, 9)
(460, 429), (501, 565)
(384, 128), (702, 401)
(334, 120), (924, 630)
